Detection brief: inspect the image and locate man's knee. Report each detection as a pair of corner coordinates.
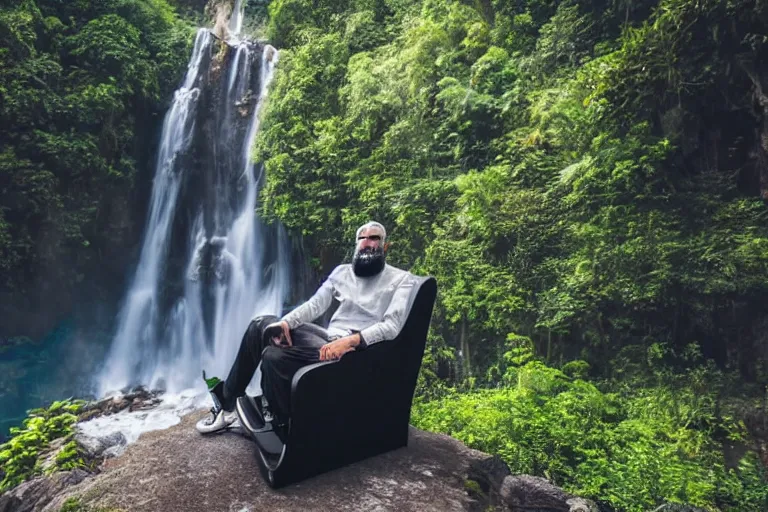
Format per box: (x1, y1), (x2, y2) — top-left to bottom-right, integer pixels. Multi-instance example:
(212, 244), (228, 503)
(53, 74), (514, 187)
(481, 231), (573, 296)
(246, 319), (263, 340)
(240, 321), (261, 354)
(250, 314), (277, 331)
(246, 315), (277, 346)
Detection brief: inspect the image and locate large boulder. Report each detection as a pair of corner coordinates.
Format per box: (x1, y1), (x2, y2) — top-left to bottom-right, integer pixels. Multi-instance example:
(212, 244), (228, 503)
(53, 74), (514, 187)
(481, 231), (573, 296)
(0, 410), (601, 512)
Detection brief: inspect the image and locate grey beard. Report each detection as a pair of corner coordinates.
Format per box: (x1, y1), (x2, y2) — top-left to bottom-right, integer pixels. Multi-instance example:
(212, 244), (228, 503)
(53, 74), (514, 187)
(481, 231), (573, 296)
(353, 247), (386, 277)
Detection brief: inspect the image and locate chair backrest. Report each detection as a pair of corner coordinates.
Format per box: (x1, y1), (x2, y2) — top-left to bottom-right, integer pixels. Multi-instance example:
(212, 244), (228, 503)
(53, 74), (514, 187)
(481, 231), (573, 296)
(364, 275), (437, 432)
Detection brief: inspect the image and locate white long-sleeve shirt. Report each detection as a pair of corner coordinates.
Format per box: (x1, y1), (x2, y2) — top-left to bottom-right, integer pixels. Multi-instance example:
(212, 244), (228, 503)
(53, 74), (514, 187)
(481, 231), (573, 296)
(280, 263), (415, 345)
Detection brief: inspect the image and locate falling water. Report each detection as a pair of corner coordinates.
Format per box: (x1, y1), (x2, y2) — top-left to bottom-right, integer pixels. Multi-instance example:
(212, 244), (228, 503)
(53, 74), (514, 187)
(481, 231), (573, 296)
(228, 0), (245, 39)
(97, 17), (288, 396)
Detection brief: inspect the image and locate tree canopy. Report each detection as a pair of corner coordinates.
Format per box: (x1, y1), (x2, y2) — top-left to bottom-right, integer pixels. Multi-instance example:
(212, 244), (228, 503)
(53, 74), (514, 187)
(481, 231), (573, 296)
(0, 0), (193, 337)
(253, 0), (768, 508)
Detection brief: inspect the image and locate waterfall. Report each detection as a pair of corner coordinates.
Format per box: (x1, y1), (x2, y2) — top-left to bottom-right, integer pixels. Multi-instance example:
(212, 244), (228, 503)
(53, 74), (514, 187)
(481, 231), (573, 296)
(97, 21), (288, 397)
(228, 0), (245, 39)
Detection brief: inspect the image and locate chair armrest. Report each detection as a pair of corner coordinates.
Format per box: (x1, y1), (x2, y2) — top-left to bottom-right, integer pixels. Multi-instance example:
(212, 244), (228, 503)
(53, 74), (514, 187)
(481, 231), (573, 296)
(290, 359), (337, 395)
(289, 344), (386, 411)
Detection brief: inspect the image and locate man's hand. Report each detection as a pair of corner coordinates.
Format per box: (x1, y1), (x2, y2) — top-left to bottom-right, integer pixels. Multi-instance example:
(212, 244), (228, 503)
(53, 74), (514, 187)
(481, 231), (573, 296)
(264, 320), (292, 347)
(319, 334), (359, 361)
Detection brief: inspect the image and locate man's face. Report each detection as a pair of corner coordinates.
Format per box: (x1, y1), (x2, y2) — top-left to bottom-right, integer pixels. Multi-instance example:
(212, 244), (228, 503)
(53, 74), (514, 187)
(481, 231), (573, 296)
(355, 227), (385, 255)
(353, 226), (387, 277)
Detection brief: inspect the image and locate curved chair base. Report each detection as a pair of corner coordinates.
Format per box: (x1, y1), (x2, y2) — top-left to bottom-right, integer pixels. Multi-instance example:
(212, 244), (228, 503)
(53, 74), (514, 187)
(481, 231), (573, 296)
(236, 395), (289, 488)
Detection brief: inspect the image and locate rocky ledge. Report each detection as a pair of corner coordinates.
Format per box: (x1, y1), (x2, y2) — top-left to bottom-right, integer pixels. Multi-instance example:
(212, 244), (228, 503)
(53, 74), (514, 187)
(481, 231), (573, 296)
(1, 406), (604, 512)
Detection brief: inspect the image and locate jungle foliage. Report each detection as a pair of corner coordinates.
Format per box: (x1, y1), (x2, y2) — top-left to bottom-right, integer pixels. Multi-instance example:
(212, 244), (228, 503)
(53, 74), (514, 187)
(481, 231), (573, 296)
(253, 0), (768, 509)
(256, 0), (768, 384)
(0, 0), (194, 338)
(0, 399), (86, 492)
(413, 341), (768, 511)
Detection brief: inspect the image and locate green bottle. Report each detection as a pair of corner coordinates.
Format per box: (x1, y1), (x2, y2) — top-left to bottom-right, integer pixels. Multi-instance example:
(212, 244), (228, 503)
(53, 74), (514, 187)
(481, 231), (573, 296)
(202, 370), (222, 391)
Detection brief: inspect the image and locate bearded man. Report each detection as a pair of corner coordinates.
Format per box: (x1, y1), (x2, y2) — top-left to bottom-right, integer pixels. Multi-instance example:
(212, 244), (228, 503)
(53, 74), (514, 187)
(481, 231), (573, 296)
(197, 221), (416, 434)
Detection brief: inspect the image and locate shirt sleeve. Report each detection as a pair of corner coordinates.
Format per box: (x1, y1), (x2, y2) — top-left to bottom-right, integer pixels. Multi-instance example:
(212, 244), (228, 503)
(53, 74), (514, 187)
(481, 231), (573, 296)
(359, 274), (416, 345)
(280, 270), (336, 329)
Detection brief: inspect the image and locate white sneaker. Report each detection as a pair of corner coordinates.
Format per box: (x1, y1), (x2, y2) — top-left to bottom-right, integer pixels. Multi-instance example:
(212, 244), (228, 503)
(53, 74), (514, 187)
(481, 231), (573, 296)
(196, 408), (238, 434)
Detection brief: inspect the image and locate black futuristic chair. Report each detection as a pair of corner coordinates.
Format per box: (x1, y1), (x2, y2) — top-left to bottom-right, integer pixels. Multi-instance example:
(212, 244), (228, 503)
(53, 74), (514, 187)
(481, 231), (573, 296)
(235, 275), (437, 488)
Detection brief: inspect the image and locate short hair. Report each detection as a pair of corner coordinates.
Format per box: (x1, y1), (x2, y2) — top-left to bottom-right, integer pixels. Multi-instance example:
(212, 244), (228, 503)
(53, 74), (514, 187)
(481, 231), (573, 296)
(355, 221), (387, 242)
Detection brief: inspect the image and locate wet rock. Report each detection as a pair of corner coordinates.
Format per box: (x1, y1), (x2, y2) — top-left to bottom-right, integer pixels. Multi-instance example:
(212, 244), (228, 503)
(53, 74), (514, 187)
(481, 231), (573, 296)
(101, 443), (126, 459)
(76, 408), (101, 422)
(77, 387), (162, 421)
(74, 431), (127, 459)
(129, 397), (162, 412)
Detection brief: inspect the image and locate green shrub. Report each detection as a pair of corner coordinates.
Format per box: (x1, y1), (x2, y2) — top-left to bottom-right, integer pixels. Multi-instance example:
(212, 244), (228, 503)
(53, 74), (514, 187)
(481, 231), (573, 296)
(52, 440), (86, 473)
(412, 359), (768, 511)
(0, 399), (85, 492)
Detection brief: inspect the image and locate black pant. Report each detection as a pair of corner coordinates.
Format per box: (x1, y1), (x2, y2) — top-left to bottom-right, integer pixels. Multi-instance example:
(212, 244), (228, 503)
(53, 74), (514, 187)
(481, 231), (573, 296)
(223, 315), (328, 421)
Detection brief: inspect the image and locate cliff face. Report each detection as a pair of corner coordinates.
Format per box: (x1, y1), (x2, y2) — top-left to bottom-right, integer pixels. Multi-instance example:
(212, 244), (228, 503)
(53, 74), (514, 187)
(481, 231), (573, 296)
(0, 409), (597, 512)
